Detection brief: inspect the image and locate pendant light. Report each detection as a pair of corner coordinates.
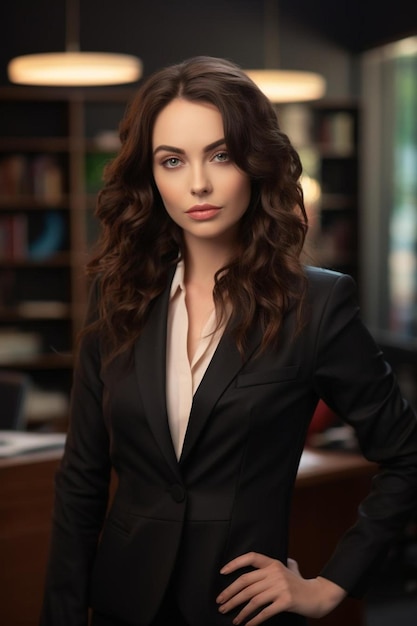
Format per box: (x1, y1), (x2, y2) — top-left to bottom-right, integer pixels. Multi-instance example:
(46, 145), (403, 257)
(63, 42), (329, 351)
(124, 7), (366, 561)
(7, 0), (142, 87)
(245, 0), (326, 103)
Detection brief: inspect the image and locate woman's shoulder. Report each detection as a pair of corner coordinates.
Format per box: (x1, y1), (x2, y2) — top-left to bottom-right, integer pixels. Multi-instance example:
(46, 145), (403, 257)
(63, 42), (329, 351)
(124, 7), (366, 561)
(304, 265), (356, 288)
(303, 265), (358, 304)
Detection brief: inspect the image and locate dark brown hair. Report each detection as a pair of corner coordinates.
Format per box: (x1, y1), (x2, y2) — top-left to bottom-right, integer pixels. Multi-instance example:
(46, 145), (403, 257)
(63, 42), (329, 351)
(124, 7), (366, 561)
(85, 55), (308, 360)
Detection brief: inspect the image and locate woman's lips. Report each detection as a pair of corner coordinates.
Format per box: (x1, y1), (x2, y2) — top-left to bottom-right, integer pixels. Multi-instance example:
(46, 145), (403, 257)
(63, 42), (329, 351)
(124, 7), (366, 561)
(186, 204), (222, 220)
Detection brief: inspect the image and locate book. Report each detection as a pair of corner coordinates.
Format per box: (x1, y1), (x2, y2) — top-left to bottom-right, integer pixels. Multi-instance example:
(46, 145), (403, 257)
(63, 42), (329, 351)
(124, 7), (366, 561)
(0, 154), (28, 196)
(0, 214), (28, 260)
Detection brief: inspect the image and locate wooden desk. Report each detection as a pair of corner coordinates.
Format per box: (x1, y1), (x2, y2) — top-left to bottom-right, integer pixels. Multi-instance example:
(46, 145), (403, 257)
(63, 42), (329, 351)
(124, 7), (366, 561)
(0, 448), (377, 625)
(289, 450), (377, 625)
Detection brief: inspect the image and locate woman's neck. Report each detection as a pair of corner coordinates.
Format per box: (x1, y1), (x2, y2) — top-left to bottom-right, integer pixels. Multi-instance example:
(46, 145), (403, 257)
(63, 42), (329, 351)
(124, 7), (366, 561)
(182, 236), (236, 288)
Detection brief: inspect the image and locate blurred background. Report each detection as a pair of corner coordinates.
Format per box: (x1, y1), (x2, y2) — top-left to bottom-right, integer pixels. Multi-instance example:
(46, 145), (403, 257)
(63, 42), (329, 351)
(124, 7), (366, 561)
(0, 1), (416, 624)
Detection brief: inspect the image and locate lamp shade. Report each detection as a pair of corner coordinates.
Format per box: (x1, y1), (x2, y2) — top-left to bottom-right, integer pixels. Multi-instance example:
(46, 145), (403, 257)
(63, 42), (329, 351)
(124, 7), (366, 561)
(245, 69), (326, 103)
(8, 51), (143, 86)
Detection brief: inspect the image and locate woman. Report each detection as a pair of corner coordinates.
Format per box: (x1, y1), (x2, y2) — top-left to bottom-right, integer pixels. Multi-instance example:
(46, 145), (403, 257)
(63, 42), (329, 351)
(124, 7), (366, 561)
(40, 56), (417, 626)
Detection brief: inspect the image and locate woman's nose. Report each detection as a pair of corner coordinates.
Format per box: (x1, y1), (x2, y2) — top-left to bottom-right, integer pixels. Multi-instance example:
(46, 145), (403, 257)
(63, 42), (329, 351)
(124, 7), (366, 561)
(190, 165), (212, 196)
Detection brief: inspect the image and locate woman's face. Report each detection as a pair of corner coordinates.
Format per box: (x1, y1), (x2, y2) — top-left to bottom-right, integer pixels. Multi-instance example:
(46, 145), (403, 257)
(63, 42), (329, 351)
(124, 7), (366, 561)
(152, 98), (251, 248)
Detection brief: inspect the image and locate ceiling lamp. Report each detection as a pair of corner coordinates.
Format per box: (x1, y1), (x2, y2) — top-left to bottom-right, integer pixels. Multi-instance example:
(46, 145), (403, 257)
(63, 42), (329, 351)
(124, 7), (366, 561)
(245, 0), (326, 103)
(8, 52), (142, 87)
(245, 69), (326, 103)
(7, 0), (142, 87)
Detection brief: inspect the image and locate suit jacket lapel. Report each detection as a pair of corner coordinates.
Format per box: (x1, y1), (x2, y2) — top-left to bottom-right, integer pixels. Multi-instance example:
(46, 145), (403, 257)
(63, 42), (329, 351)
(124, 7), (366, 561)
(134, 267), (181, 477)
(180, 323), (263, 463)
(134, 265), (263, 471)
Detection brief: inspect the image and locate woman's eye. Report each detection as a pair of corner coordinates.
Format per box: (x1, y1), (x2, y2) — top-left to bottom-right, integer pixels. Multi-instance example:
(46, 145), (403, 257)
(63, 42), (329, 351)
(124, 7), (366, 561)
(163, 157), (181, 168)
(213, 151), (229, 163)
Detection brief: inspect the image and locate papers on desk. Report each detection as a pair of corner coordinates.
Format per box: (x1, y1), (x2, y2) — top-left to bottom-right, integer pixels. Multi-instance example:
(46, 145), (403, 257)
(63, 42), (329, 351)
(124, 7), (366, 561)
(0, 430), (66, 457)
(298, 448), (325, 470)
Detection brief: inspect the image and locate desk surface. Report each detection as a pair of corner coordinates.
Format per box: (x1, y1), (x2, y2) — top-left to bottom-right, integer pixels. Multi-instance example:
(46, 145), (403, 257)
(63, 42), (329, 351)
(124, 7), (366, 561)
(297, 447), (377, 485)
(0, 447), (63, 468)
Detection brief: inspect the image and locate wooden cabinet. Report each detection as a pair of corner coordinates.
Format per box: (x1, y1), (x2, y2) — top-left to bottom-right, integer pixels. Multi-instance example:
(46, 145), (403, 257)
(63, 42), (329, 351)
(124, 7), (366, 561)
(0, 86), (134, 430)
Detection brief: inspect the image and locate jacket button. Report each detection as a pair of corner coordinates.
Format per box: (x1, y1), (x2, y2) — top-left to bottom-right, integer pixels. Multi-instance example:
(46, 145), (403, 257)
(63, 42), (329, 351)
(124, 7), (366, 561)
(170, 484), (186, 503)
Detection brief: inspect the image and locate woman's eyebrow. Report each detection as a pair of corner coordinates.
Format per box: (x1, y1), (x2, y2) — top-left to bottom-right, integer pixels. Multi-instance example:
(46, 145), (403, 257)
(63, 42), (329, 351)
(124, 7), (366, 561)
(153, 138), (226, 156)
(153, 144), (185, 156)
(204, 138), (226, 152)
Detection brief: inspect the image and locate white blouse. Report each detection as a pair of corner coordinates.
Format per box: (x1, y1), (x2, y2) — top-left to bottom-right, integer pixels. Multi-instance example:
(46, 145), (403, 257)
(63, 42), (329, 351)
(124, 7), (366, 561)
(165, 261), (225, 459)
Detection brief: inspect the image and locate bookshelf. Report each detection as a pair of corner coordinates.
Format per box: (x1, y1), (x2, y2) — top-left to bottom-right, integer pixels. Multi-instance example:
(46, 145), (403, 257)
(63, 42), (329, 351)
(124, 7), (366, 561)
(279, 100), (360, 287)
(311, 101), (360, 285)
(0, 86), (134, 430)
(0, 90), (360, 430)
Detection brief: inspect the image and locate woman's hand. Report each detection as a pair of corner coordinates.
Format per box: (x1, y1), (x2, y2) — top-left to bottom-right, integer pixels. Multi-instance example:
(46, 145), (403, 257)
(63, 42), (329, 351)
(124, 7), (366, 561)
(216, 552), (347, 625)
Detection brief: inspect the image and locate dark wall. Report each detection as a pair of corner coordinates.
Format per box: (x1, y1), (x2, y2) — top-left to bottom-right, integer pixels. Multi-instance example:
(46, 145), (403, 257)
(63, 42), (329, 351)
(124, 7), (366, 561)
(280, 0), (417, 53)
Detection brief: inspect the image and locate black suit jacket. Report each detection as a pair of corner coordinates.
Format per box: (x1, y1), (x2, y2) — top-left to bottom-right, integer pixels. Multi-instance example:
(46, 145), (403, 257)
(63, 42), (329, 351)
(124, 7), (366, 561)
(40, 266), (417, 626)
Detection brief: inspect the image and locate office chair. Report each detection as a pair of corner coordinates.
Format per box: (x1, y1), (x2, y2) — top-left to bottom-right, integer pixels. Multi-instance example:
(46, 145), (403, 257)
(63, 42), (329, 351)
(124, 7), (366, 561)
(0, 370), (29, 430)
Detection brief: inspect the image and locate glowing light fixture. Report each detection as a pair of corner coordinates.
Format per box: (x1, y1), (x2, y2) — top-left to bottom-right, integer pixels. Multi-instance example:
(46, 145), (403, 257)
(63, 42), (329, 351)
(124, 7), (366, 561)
(7, 0), (142, 87)
(8, 52), (142, 87)
(245, 1), (326, 103)
(245, 69), (326, 103)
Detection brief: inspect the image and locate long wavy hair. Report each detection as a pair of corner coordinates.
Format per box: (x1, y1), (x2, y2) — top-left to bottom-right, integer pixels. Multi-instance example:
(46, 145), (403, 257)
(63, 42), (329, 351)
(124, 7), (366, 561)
(85, 55), (308, 361)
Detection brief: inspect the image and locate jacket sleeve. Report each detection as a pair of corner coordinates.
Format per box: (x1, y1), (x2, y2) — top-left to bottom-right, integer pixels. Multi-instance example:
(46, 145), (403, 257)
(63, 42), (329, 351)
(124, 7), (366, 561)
(40, 279), (111, 625)
(312, 272), (417, 597)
